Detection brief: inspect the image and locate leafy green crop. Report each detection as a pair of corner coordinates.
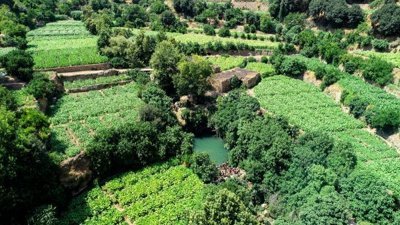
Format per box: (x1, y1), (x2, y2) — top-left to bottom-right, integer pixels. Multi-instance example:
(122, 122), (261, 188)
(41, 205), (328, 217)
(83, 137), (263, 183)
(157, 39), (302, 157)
(64, 74), (132, 90)
(254, 75), (400, 194)
(59, 161), (204, 225)
(206, 55), (245, 70)
(49, 83), (143, 161)
(27, 21), (107, 69)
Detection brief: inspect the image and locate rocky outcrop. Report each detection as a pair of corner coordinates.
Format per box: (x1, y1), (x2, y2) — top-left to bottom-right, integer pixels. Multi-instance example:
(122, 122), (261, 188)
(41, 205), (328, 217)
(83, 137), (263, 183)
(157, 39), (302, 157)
(59, 152), (92, 195)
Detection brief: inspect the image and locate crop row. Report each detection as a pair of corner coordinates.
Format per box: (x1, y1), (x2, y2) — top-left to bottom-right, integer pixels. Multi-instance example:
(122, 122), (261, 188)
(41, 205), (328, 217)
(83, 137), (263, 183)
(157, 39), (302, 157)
(27, 21), (107, 69)
(130, 28), (278, 49)
(49, 83), (143, 160)
(27, 20), (90, 37)
(206, 55), (245, 70)
(291, 55), (400, 130)
(64, 74), (132, 90)
(254, 76), (364, 132)
(353, 50), (400, 67)
(254, 75), (400, 193)
(59, 162), (204, 225)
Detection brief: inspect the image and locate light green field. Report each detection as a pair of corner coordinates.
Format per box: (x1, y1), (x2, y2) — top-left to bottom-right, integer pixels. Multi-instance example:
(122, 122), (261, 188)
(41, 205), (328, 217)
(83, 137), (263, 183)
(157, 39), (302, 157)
(206, 55), (245, 70)
(49, 83), (143, 161)
(27, 20), (107, 69)
(130, 28), (279, 49)
(64, 74), (132, 90)
(245, 62), (275, 76)
(353, 50), (400, 67)
(59, 161), (204, 225)
(254, 76), (400, 193)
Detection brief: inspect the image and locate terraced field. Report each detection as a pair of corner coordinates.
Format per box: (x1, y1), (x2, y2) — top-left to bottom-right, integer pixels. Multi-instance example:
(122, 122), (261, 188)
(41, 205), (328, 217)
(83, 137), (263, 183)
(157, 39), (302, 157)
(353, 50), (400, 67)
(130, 28), (278, 49)
(244, 62), (275, 76)
(59, 161), (204, 225)
(27, 20), (107, 69)
(254, 76), (400, 193)
(206, 55), (245, 70)
(49, 83), (143, 161)
(63, 74), (132, 90)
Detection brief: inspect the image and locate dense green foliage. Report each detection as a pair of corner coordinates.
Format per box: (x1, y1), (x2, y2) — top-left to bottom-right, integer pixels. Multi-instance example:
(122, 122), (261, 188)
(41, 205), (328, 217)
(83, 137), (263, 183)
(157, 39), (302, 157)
(190, 189), (259, 225)
(309, 0), (363, 28)
(190, 153), (219, 183)
(174, 56), (212, 97)
(254, 76), (400, 224)
(0, 49), (34, 81)
(371, 3), (400, 36)
(273, 55), (307, 77)
(150, 40), (183, 93)
(87, 121), (192, 177)
(26, 73), (58, 100)
(0, 88), (64, 224)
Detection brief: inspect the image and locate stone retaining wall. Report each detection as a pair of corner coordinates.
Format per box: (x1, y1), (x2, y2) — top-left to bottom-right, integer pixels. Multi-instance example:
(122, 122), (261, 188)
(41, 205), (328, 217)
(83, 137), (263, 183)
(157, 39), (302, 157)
(40, 63), (111, 73)
(66, 80), (132, 93)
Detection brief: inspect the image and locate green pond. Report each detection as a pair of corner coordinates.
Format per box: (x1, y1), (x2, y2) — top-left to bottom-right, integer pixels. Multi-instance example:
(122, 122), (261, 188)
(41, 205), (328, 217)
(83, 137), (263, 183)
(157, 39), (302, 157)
(194, 136), (228, 164)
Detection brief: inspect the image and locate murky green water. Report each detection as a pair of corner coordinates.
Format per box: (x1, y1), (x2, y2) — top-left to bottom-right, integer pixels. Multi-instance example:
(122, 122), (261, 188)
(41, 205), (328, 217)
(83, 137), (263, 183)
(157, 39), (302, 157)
(193, 136), (228, 165)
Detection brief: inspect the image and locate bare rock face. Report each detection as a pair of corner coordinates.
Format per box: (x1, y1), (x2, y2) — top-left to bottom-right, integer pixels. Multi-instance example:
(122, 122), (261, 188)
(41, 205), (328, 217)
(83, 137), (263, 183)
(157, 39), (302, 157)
(59, 152), (92, 195)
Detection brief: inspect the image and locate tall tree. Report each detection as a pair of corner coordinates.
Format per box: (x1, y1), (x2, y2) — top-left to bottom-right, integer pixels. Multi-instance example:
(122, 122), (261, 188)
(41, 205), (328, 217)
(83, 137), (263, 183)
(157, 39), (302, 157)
(174, 55), (212, 97)
(150, 40), (183, 93)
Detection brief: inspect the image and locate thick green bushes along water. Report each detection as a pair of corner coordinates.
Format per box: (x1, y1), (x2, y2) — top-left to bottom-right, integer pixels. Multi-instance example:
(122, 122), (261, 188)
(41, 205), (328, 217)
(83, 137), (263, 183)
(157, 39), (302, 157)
(194, 136), (228, 164)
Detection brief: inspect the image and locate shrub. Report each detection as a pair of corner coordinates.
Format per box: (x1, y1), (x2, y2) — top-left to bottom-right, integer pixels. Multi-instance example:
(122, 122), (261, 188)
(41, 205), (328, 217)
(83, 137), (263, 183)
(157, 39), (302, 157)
(0, 50), (34, 82)
(362, 58), (393, 86)
(365, 105), (400, 131)
(371, 3), (400, 36)
(321, 67), (341, 89)
(218, 27), (231, 37)
(261, 56), (269, 64)
(26, 73), (57, 100)
(70, 10), (82, 20)
(0, 86), (16, 110)
(203, 24), (216, 36)
(348, 96), (368, 118)
(260, 15), (276, 33)
(190, 152), (219, 183)
(371, 39), (389, 52)
(127, 69), (150, 85)
(309, 0), (364, 28)
(341, 170), (398, 224)
(275, 57), (306, 77)
(87, 122), (193, 177)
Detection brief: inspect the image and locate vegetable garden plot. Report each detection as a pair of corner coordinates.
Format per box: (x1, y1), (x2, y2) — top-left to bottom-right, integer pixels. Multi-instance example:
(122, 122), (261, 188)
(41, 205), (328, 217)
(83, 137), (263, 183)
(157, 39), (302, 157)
(49, 83), (143, 160)
(64, 74), (132, 90)
(254, 75), (400, 193)
(245, 62), (275, 76)
(60, 162), (204, 225)
(27, 21), (107, 69)
(353, 50), (400, 67)
(206, 55), (245, 70)
(338, 76), (400, 107)
(130, 28), (278, 49)
(254, 76), (363, 132)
